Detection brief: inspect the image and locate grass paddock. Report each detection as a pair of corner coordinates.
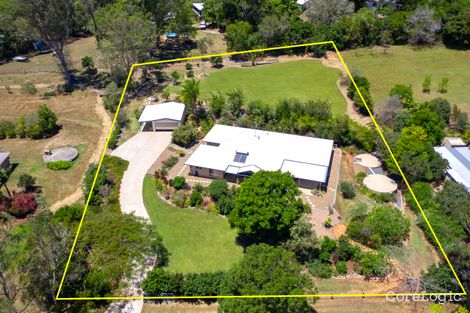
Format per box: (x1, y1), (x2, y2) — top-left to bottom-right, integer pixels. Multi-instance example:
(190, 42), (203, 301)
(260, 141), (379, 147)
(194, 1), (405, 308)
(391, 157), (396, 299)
(199, 60), (346, 115)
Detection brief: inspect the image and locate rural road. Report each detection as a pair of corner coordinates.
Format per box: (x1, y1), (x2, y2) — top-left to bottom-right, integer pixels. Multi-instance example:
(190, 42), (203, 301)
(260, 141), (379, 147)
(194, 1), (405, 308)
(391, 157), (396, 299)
(111, 131), (172, 219)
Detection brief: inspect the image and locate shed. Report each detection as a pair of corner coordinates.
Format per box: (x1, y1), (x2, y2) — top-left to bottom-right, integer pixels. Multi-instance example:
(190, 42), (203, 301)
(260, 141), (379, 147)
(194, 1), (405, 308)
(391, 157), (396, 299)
(192, 3), (204, 19)
(138, 102), (185, 131)
(0, 152), (11, 169)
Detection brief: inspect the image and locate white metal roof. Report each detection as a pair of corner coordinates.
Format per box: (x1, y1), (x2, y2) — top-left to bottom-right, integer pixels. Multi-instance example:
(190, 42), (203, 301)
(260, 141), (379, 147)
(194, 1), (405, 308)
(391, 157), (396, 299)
(192, 2), (204, 11)
(435, 146), (470, 192)
(186, 125), (334, 183)
(138, 102), (185, 123)
(297, 0), (308, 5)
(0, 152), (11, 164)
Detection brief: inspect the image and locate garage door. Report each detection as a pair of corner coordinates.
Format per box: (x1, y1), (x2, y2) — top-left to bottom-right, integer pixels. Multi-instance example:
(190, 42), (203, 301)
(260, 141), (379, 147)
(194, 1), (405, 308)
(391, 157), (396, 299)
(153, 120), (179, 130)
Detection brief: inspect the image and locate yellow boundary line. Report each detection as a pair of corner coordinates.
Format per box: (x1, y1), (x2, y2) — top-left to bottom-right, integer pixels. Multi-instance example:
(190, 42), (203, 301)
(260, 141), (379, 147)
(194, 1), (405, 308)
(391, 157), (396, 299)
(56, 40), (467, 301)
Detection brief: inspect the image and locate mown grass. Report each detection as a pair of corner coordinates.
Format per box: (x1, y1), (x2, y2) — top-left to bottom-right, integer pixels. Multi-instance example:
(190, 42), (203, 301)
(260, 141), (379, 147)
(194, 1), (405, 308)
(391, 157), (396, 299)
(199, 60), (346, 115)
(143, 175), (243, 273)
(342, 45), (470, 112)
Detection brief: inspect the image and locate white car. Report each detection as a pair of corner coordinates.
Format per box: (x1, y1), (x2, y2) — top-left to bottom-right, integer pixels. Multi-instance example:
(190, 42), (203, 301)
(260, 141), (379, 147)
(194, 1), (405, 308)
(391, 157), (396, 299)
(12, 56), (29, 62)
(199, 21), (207, 30)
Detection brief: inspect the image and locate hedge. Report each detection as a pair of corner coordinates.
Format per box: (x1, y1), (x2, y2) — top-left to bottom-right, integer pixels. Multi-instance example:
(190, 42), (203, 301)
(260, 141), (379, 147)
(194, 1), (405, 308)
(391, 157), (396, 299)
(47, 160), (73, 170)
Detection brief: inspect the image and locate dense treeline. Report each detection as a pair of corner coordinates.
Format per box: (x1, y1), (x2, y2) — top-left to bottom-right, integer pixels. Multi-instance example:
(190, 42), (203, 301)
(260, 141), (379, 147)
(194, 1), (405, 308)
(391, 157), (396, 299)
(405, 181), (470, 299)
(0, 156), (168, 312)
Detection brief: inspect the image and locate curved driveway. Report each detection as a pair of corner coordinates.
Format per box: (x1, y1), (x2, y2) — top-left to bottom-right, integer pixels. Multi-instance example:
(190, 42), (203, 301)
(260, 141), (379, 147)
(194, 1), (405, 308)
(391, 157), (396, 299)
(111, 132), (172, 219)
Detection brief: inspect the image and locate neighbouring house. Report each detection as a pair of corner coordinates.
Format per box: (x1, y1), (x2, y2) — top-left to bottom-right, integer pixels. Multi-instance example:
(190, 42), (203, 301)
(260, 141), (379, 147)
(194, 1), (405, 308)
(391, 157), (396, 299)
(443, 137), (467, 148)
(0, 152), (11, 170)
(138, 102), (185, 131)
(297, 0), (309, 10)
(192, 2), (204, 19)
(434, 145), (470, 192)
(185, 125), (334, 189)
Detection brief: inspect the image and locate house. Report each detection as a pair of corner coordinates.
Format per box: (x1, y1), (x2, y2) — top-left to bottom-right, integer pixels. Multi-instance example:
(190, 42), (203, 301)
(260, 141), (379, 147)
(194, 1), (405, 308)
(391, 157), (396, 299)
(443, 137), (467, 148)
(0, 152), (11, 170)
(138, 102), (185, 131)
(185, 125), (334, 189)
(192, 2), (204, 19)
(434, 146), (470, 192)
(297, 0), (309, 10)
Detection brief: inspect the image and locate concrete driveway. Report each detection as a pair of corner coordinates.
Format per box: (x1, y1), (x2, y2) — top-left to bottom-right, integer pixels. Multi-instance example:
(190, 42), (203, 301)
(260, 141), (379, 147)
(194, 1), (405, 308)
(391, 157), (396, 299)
(111, 132), (172, 219)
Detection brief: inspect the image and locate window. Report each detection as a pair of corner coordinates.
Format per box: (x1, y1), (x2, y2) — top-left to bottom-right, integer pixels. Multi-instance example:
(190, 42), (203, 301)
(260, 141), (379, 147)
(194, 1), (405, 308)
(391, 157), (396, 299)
(233, 152), (248, 163)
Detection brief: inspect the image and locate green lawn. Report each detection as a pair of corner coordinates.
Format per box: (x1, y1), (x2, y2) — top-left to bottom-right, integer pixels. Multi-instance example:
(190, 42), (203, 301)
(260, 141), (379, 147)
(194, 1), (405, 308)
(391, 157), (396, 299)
(342, 45), (470, 112)
(199, 60), (346, 115)
(143, 175), (243, 273)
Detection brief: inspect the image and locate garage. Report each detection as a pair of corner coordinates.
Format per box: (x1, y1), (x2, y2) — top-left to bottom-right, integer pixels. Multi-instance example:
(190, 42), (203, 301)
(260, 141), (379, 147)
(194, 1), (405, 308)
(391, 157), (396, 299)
(138, 101), (186, 131)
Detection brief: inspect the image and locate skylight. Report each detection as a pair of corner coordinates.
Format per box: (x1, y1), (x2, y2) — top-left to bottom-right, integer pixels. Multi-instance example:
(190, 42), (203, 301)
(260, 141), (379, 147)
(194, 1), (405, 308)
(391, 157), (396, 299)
(234, 152), (248, 163)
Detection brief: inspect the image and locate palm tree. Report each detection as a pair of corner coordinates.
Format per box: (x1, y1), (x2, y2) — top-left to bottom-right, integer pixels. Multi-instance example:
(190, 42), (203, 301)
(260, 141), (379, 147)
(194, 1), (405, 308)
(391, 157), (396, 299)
(180, 78), (200, 115)
(0, 169), (11, 197)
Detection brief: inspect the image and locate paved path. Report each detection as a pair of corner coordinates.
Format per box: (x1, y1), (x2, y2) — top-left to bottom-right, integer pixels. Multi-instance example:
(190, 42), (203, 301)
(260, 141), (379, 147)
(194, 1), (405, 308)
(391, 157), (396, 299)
(111, 132), (172, 219)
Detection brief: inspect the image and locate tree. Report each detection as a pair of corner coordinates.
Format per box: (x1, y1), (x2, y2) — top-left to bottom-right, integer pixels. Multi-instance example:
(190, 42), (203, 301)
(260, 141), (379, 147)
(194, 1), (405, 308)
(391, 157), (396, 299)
(436, 181), (470, 234)
(348, 206), (410, 248)
(96, 4), (155, 84)
(375, 96), (403, 128)
(225, 21), (256, 53)
(171, 124), (196, 147)
(421, 264), (460, 293)
(340, 181), (356, 199)
(8, 192), (37, 218)
(180, 78), (200, 115)
(37, 105), (58, 137)
(197, 36), (213, 55)
(207, 179), (228, 201)
(358, 251), (390, 278)
(258, 14), (290, 47)
(406, 107), (445, 146)
(219, 244), (315, 313)
(455, 112), (468, 134)
(442, 7), (470, 48)
(17, 0), (74, 85)
(407, 6), (441, 45)
(22, 212), (72, 312)
(306, 0), (354, 25)
(209, 92), (225, 118)
(426, 98), (451, 125)
(226, 89), (245, 118)
(142, 0), (174, 45)
(282, 215), (320, 263)
(389, 84), (414, 108)
(17, 174), (36, 192)
(228, 171), (307, 242)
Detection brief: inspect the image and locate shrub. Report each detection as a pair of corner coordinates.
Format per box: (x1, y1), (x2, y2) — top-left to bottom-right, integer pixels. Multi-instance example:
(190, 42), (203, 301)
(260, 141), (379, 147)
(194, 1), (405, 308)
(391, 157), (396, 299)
(422, 74), (431, 93)
(172, 124), (196, 147)
(192, 183), (205, 193)
(355, 172), (367, 184)
(185, 63), (193, 71)
(17, 174), (36, 192)
(438, 77), (449, 93)
(323, 217), (333, 228)
(210, 56), (223, 68)
(172, 176), (186, 190)
(308, 260), (333, 278)
(335, 261), (348, 276)
(170, 70), (181, 85)
(181, 272), (225, 297)
(208, 202), (219, 215)
(340, 181), (356, 199)
(142, 268), (184, 296)
(208, 179), (228, 201)
(390, 84), (414, 108)
(47, 160), (73, 171)
(171, 190), (187, 208)
(162, 156), (179, 169)
(189, 191), (203, 207)
(8, 192), (37, 218)
(336, 235), (361, 261)
(358, 251), (389, 278)
(20, 81), (37, 95)
(54, 204), (83, 224)
(217, 195), (234, 215)
(81, 56), (96, 74)
(108, 123), (121, 149)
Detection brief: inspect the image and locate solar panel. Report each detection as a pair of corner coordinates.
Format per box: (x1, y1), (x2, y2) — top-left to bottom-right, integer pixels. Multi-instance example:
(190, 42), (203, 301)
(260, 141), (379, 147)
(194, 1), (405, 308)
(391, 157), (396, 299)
(234, 152), (247, 163)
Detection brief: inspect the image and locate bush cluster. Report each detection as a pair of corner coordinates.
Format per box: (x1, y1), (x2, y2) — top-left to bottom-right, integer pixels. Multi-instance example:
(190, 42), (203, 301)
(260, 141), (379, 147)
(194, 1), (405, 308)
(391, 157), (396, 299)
(47, 160), (73, 171)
